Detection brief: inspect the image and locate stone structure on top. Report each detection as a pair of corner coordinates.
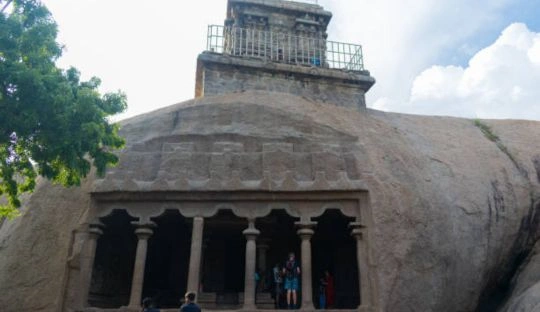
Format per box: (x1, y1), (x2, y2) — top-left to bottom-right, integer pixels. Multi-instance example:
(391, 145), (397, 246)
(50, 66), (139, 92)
(195, 0), (375, 110)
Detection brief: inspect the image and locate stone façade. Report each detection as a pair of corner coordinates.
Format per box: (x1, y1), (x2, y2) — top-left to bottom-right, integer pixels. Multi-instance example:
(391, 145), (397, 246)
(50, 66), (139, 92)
(1, 0), (540, 311)
(0, 90), (539, 311)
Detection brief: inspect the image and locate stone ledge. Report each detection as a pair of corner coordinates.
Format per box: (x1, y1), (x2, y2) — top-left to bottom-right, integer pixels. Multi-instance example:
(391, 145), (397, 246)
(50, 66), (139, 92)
(78, 308), (368, 312)
(92, 170), (368, 193)
(198, 52), (375, 86)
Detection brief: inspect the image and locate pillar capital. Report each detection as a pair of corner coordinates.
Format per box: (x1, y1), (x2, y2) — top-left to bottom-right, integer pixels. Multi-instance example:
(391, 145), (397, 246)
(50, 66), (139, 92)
(295, 221), (316, 239)
(88, 222), (104, 237)
(131, 221), (156, 239)
(242, 227), (260, 240)
(295, 220), (317, 229)
(131, 221), (156, 228)
(349, 221), (367, 229)
(349, 222), (367, 240)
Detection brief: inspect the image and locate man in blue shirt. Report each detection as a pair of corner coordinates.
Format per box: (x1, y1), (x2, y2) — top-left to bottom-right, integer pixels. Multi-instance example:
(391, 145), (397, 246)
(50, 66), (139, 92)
(283, 252), (300, 309)
(180, 292), (201, 312)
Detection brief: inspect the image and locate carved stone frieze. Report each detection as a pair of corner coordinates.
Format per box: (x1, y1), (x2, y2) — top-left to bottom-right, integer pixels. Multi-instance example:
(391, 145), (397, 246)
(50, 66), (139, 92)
(92, 191), (366, 224)
(93, 139), (367, 193)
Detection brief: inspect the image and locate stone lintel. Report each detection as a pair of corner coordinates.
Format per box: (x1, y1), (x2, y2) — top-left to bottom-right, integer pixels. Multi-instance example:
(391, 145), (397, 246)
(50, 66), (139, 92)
(195, 52), (376, 110)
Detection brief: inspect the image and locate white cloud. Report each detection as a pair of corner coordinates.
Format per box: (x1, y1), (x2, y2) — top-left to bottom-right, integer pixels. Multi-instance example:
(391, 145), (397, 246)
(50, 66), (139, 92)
(378, 23), (540, 120)
(322, 0), (514, 110)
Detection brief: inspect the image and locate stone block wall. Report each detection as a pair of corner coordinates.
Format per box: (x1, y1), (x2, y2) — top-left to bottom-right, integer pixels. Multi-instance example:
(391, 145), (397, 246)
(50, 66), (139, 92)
(195, 52), (375, 110)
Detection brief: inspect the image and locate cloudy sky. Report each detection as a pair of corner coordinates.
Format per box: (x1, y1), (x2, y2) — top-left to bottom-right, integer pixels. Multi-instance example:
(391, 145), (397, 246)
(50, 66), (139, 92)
(42, 0), (540, 121)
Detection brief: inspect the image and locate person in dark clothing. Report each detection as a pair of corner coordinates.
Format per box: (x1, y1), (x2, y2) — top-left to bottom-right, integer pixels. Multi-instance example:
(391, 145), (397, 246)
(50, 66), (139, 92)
(142, 297), (160, 312)
(273, 262), (283, 308)
(180, 292), (201, 312)
(324, 270), (335, 308)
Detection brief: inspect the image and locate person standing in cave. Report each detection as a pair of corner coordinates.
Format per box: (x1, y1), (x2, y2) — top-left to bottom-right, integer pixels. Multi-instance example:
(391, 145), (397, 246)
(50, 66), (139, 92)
(283, 252), (301, 309)
(324, 270), (335, 308)
(273, 262), (283, 308)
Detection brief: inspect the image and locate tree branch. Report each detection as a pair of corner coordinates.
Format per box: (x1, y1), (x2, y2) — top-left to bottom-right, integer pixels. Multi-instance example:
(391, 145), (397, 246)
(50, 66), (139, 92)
(1, 0), (14, 14)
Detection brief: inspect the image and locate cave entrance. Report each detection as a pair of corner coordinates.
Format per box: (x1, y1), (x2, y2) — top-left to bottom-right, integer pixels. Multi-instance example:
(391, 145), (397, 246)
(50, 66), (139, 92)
(312, 209), (359, 309)
(142, 210), (191, 308)
(257, 209), (300, 309)
(90, 210), (137, 308)
(200, 210), (247, 308)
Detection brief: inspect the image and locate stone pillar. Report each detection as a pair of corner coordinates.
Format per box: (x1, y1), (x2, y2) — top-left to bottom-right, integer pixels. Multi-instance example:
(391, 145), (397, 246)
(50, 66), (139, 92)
(243, 219), (260, 310)
(128, 222), (155, 309)
(200, 240), (208, 293)
(295, 221), (317, 310)
(187, 217), (205, 297)
(350, 222), (371, 310)
(79, 222), (104, 308)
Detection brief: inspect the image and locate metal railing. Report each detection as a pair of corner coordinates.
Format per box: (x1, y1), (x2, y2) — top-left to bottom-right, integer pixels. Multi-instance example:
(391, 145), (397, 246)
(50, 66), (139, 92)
(206, 25), (364, 71)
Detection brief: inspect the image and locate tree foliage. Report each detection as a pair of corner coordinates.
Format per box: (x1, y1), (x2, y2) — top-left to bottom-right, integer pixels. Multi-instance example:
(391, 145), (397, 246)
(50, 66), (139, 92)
(0, 0), (127, 218)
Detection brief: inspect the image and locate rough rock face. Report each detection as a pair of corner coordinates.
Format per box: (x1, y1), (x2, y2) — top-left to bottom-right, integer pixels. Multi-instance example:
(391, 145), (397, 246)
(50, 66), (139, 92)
(503, 241), (540, 311)
(500, 197), (540, 312)
(0, 90), (539, 312)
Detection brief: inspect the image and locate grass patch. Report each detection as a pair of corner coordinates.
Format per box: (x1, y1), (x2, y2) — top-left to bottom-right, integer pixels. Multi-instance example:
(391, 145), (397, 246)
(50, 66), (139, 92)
(474, 119), (527, 178)
(474, 119), (499, 142)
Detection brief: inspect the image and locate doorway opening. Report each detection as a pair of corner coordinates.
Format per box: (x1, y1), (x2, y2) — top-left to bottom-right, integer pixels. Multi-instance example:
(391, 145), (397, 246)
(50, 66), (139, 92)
(312, 209), (359, 309)
(257, 209), (300, 309)
(201, 210), (246, 307)
(90, 210), (137, 308)
(143, 210), (191, 308)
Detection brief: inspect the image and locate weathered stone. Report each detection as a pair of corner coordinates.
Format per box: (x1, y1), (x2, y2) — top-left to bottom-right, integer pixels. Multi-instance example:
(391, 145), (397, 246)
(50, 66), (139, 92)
(196, 53), (374, 110)
(0, 91), (538, 311)
(1, 0), (540, 310)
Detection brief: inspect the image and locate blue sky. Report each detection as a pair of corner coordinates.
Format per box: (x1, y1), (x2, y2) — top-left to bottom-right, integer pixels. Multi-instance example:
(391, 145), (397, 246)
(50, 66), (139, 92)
(42, 0), (540, 120)
(435, 0), (540, 67)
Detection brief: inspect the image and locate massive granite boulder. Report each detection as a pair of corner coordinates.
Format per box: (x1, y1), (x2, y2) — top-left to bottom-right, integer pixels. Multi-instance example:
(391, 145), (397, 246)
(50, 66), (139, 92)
(0, 90), (539, 311)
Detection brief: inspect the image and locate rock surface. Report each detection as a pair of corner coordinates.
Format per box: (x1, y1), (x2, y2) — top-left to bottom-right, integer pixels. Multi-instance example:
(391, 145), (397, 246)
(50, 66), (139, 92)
(0, 90), (539, 311)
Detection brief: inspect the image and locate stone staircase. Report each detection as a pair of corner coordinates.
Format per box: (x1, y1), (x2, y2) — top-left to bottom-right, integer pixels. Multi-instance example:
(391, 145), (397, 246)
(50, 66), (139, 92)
(197, 292), (275, 310)
(256, 292), (276, 309)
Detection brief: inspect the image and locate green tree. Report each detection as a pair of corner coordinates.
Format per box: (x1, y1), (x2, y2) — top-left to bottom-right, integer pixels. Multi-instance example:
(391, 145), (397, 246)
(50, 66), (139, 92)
(0, 0), (127, 218)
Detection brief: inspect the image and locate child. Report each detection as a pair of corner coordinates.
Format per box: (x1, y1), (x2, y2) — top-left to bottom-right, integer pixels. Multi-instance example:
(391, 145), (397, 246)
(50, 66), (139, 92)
(319, 277), (327, 309)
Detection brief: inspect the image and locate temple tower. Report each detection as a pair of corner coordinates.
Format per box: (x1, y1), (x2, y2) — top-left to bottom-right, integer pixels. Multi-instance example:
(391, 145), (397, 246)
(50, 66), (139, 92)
(58, 1), (379, 311)
(196, 0), (375, 110)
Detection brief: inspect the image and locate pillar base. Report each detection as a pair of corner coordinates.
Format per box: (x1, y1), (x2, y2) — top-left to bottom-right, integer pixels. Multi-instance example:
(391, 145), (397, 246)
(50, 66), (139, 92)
(358, 305), (376, 312)
(242, 304), (257, 310)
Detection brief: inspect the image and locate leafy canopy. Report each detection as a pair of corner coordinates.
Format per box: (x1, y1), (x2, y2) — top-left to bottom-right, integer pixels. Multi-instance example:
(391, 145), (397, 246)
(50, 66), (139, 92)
(0, 0), (127, 218)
